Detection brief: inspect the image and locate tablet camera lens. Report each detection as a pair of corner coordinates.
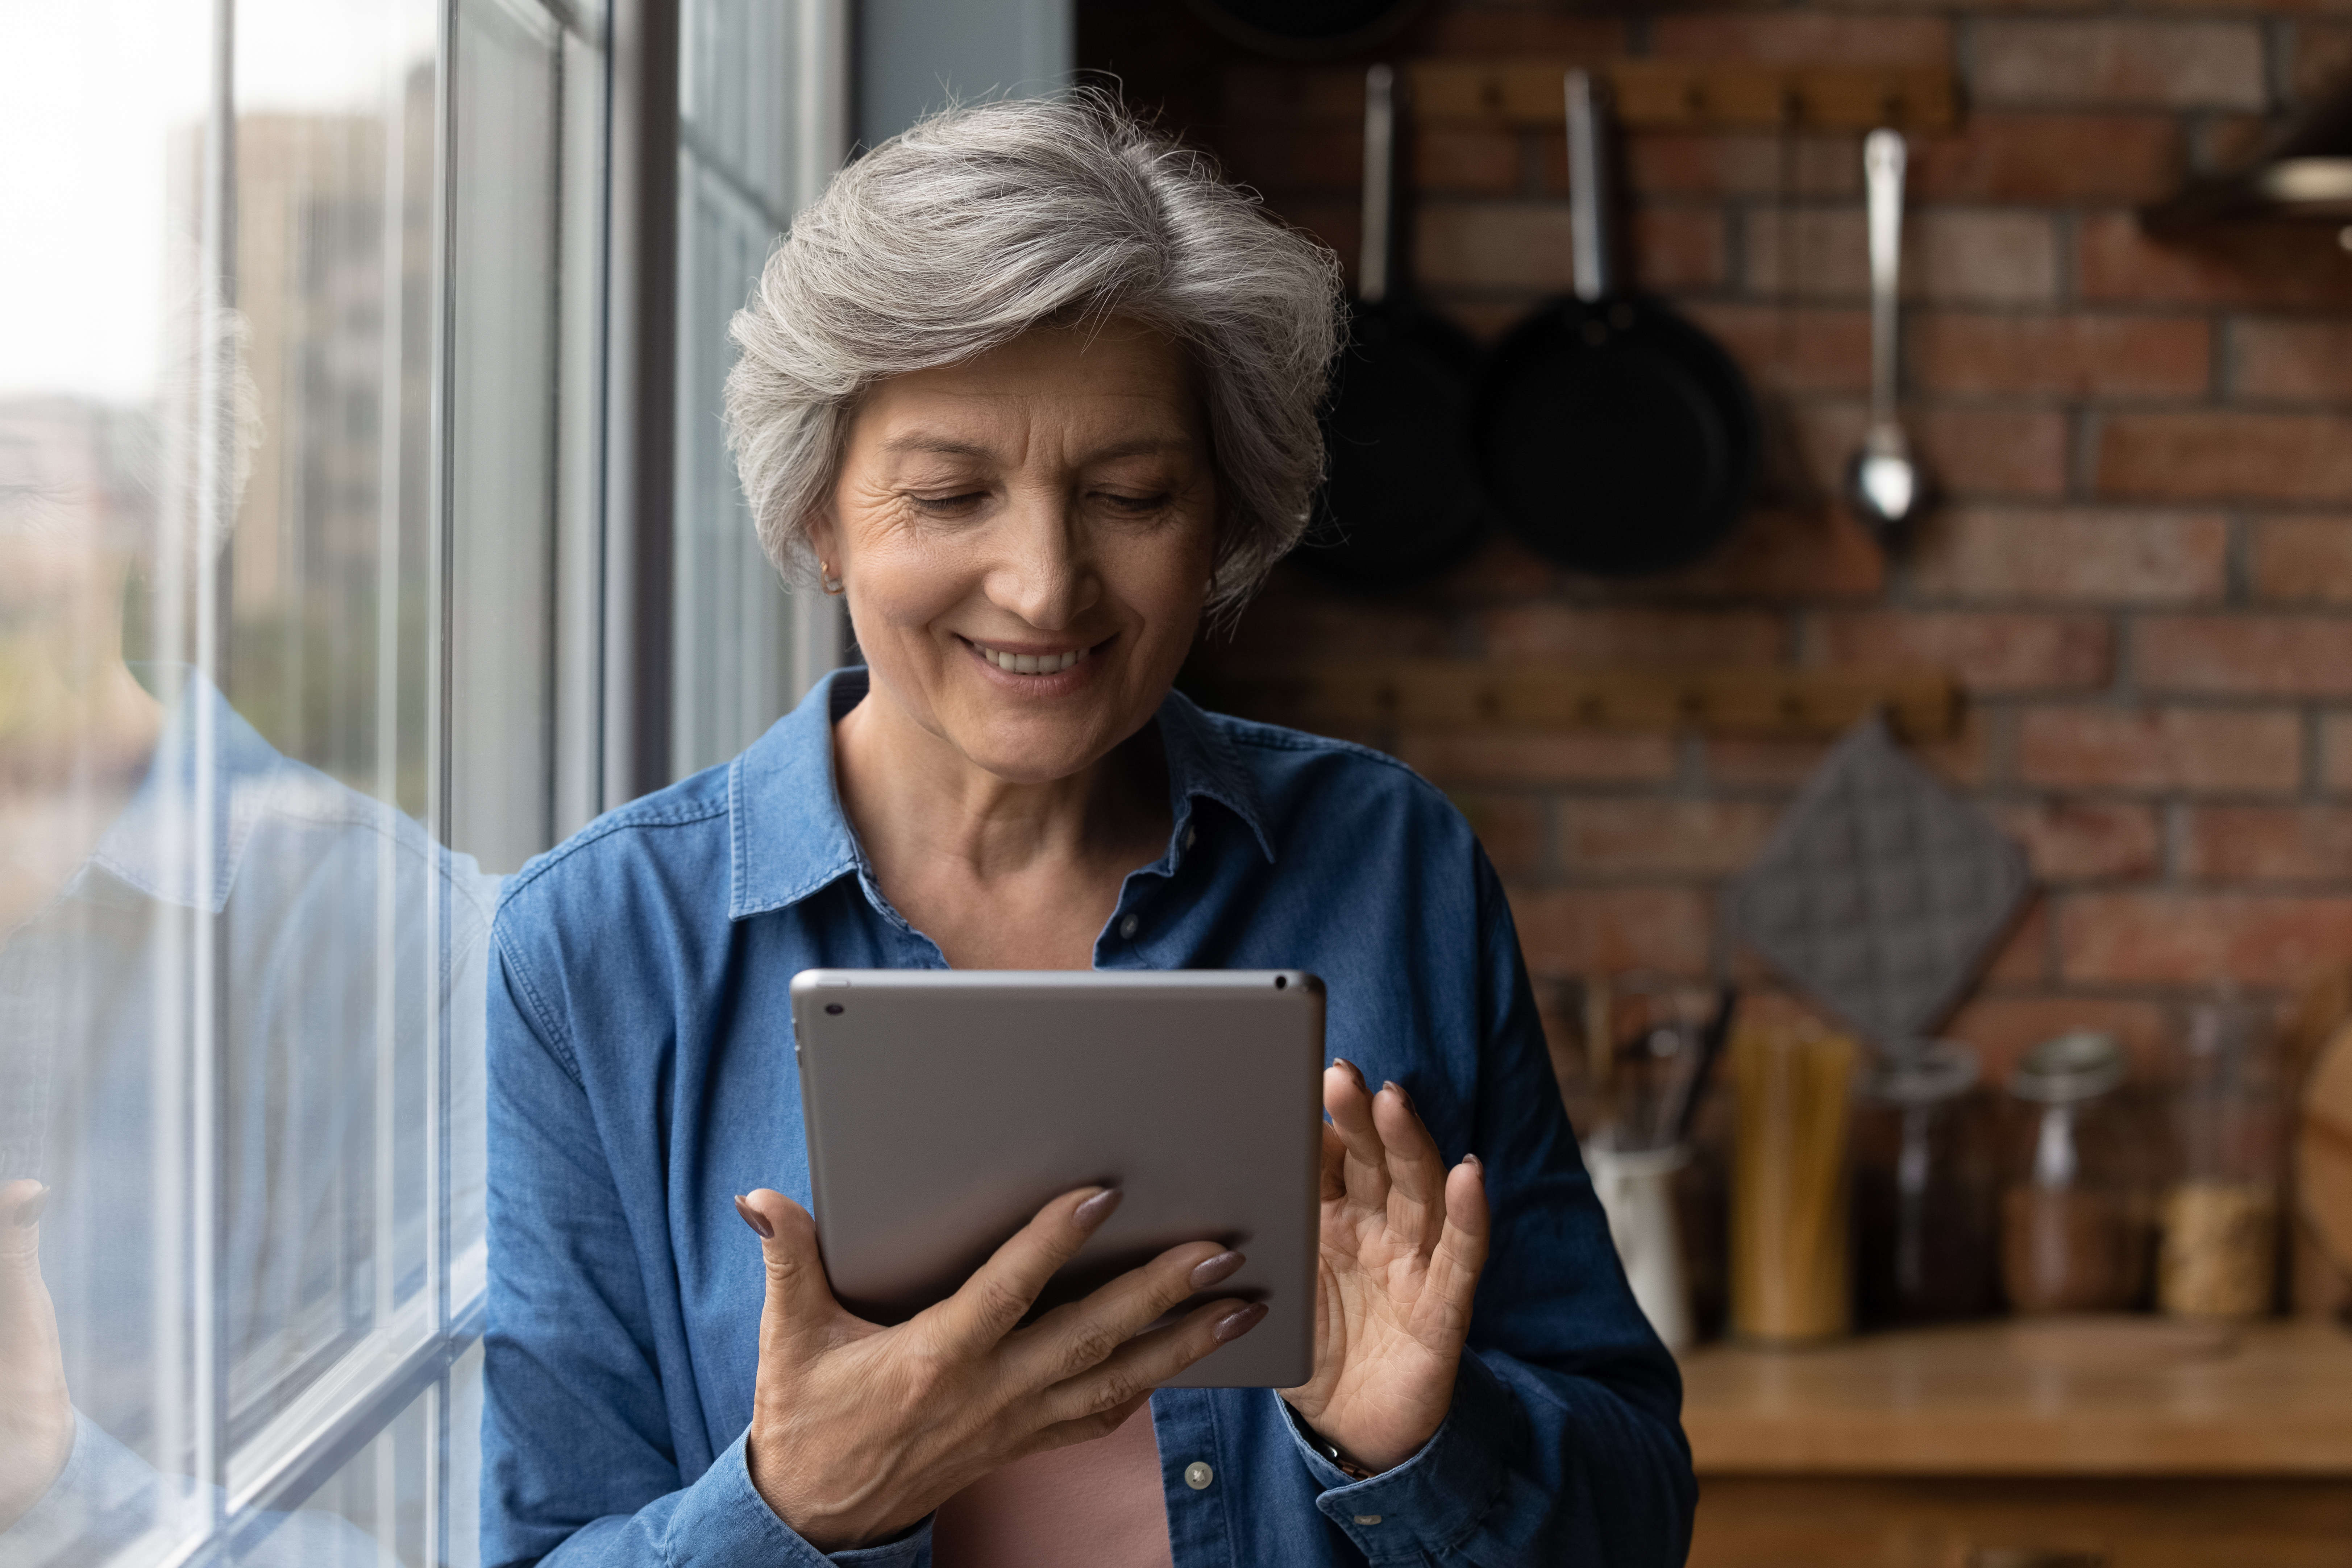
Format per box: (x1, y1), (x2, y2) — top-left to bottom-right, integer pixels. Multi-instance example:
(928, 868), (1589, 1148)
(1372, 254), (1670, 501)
(824, 1003), (844, 1015)
(1274, 976), (1287, 990)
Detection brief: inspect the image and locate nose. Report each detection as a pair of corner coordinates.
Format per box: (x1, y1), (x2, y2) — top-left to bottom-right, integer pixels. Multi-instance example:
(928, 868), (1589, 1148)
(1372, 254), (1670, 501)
(984, 486), (1099, 631)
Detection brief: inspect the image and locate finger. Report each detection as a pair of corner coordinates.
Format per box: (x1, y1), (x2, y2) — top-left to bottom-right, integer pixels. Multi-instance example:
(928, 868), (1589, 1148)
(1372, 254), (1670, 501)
(1012, 1240), (1242, 1384)
(1022, 1389), (1154, 1460)
(739, 1189), (848, 1366)
(1316, 1122), (1347, 1204)
(927, 1185), (1122, 1355)
(1322, 1060), (1389, 1211)
(0, 1181), (67, 1366)
(0, 1181), (51, 1297)
(1036, 1296), (1267, 1427)
(1422, 1156), (1492, 1323)
(1373, 1081), (1451, 1254)
(0, 1180), (73, 1506)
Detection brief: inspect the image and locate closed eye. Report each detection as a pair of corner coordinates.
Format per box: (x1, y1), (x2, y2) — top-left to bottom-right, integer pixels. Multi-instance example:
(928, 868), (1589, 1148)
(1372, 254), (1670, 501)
(908, 490), (990, 516)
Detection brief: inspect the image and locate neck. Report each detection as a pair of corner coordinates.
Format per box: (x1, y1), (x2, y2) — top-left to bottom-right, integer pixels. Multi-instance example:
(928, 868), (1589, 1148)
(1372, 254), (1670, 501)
(829, 681), (1171, 968)
(0, 648), (167, 933)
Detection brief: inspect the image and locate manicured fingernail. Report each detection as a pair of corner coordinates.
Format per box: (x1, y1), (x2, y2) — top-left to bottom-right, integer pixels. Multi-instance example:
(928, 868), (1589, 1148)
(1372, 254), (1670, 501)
(1332, 1057), (1366, 1088)
(734, 1195), (773, 1240)
(1189, 1249), (1246, 1290)
(1383, 1080), (1415, 1110)
(13, 1186), (49, 1228)
(1462, 1153), (1483, 1176)
(1212, 1302), (1268, 1344)
(1073, 1188), (1123, 1233)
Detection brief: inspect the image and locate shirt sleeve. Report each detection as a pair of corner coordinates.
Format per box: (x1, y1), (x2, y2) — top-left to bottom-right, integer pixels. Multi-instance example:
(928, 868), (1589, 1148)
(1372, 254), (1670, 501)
(482, 938), (924, 1568)
(1284, 845), (1696, 1567)
(3, 1412), (158, 1565)
(3, 1411), (396, 1567)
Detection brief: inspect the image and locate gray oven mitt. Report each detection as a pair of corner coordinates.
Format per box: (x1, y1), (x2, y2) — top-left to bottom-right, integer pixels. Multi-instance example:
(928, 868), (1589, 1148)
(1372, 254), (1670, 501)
(1726, 713), (2029, 1051)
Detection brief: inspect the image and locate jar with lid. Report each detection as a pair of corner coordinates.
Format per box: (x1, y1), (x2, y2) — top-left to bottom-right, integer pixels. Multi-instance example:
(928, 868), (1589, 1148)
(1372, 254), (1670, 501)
(2157, 1000), (2284, 1320)
(2000, 1032), (2151, 1314)
(1855, 1041), (1997, 1325)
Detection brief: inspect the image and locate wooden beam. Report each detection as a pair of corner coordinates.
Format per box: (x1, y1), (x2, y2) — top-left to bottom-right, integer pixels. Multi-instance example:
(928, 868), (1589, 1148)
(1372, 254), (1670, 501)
(1405, 60), (1960, 133)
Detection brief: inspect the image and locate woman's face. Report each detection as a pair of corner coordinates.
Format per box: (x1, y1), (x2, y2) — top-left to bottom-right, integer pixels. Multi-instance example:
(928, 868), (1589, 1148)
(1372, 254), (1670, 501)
(811, 318), (1217, 785)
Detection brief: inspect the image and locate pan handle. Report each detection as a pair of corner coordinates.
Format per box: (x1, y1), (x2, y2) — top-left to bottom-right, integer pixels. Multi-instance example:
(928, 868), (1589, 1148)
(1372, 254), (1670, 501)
(1360, 65), (1395, 305)
(1566, 69), (1617, 301)
(1864, 128), (1908, 430)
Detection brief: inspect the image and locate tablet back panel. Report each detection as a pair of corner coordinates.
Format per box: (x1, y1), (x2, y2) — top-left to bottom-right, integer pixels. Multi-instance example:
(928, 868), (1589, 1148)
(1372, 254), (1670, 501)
(790, 969), (1324, 1388)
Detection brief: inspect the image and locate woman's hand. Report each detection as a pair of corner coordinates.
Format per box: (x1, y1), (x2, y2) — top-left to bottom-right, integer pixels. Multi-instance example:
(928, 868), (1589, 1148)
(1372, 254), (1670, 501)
(1281, 1062), (1491, 1474)
(734, 1184), (1263, 1551)
(0, 1180), (74, 1532)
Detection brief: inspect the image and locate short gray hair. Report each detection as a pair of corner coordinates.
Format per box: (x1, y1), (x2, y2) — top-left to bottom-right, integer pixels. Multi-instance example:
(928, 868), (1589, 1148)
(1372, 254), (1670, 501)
(723, 91), (1342, 624)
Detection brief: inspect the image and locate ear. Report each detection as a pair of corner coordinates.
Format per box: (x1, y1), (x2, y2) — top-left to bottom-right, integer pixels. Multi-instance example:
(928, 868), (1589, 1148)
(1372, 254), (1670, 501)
(805, 507), (841, 575)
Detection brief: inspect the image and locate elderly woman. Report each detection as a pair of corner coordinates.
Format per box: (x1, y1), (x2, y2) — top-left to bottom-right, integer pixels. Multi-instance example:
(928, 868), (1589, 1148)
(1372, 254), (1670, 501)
(482, 96), (1692, 1567)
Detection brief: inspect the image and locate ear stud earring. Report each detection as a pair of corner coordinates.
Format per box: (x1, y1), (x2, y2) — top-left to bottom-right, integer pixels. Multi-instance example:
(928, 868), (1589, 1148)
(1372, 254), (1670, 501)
(819, 561), (844, 595)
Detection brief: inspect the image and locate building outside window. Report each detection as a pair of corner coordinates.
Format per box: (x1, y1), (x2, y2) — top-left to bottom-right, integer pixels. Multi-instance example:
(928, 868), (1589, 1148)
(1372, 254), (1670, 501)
(0, 2), (856, 1561)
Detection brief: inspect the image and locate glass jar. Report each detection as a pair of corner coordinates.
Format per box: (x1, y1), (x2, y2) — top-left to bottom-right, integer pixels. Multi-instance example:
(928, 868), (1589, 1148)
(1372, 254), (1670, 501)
(1854, 1041), (1997, 1326)
(2157, 1001), (2284, 1320)
(2000, 1032), (2151, 1314)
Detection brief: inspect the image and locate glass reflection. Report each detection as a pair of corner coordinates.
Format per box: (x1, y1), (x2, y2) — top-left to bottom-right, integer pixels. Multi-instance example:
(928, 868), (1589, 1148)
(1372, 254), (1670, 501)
(0, 3), (495, 1563)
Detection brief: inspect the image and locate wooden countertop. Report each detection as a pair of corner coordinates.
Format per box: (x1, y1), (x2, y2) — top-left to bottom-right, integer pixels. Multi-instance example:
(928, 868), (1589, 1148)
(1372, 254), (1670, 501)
(1679, 1320), (2352, 1477)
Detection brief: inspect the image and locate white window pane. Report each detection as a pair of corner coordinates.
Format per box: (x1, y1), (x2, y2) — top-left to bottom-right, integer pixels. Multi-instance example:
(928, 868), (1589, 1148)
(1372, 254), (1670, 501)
(0, 0), (574, 1561)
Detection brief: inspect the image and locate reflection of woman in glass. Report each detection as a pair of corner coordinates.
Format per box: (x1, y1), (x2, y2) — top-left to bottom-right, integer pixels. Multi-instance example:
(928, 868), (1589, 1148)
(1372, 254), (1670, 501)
(486, 97), (1691, 1567)
(0, 322), (498, 1563)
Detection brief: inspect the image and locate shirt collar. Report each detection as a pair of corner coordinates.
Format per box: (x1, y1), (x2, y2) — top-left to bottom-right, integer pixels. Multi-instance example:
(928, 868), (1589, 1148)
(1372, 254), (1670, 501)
(90, 666), (290, 914)
(727, 666), (1273, 923)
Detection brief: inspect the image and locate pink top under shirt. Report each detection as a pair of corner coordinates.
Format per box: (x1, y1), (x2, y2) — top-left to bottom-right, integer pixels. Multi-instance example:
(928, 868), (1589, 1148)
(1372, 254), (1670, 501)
(930, 1405), (1176, 1568)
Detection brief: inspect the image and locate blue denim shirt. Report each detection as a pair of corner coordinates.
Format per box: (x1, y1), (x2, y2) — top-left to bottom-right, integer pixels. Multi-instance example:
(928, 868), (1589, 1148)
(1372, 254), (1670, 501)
(483, 668), (1693, 1568)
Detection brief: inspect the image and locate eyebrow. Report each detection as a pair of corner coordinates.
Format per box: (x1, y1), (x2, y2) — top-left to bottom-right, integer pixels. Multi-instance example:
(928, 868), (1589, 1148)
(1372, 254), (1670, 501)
(876, 434), (1196, 463)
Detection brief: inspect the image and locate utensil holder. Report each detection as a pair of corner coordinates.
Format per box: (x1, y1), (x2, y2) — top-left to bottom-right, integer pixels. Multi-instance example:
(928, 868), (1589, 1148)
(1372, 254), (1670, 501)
(1587, 1127), (1695, 1351)
(1731, 1025), (1858, 1344)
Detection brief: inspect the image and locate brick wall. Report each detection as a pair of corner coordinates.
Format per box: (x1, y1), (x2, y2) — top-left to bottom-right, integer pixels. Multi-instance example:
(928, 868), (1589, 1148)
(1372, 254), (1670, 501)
(1083, 0), (2352, 1080)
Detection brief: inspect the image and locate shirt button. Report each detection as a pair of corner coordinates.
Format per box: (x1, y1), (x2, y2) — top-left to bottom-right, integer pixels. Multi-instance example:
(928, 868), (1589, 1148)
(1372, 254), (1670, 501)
(1118, 913), (1140, 940)
(1353, 1514), (1383, 1526)
(1183, 1460), (1213, 1490)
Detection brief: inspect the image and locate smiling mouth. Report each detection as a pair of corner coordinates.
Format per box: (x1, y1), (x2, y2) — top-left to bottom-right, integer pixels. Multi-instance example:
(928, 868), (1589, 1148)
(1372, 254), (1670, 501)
(969, 640), (1092, 675)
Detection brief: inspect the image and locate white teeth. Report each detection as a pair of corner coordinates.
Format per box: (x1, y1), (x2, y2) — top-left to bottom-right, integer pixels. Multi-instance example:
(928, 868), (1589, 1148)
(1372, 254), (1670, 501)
(982, 646), (1086, 674)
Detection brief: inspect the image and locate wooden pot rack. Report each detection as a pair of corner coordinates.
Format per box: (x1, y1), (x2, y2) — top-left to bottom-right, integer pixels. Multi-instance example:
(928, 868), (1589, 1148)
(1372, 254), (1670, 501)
(1403, 60), (1959, 133)
(1192, 662), (1961, 741)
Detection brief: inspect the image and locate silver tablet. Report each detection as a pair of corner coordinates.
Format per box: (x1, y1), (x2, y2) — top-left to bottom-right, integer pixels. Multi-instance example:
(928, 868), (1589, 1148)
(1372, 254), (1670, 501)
(789, 968), (1325, 1388)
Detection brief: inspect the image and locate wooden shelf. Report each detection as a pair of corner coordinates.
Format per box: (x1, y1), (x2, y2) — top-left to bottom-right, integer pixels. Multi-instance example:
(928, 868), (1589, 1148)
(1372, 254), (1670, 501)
(1681, 1320), (2352, 1477)
(1190, 661), (1961, 740)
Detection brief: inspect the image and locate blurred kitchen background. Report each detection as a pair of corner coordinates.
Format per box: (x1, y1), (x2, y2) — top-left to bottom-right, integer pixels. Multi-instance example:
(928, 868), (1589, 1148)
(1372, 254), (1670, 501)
(1093, 1), (2352, 1564)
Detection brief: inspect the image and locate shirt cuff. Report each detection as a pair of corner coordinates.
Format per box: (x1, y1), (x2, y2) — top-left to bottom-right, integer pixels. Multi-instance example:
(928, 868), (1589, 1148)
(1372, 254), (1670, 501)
(3, 1411), (164, 1565)
(666, 1429), (934, 1568)
(1280, 1353), (1523, 1564)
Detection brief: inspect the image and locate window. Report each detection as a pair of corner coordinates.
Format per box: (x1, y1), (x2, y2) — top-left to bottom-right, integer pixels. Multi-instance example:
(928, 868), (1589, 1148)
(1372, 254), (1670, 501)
(672, 0), (849, 774)
(5, 1), (873, 1558)
(0, 1), (796, 1561)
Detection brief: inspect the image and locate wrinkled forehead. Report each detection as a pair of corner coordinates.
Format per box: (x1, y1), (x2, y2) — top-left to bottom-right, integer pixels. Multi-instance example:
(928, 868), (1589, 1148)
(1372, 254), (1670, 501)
(844, 318), (1209, 472)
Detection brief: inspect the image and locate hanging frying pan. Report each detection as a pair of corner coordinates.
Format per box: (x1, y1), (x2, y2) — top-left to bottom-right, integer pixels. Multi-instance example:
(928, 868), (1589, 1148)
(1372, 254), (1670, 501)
(1187, 0), (1434, 61)
(1471, 71), (1759, 578)
(1293, 64), (1487, 588)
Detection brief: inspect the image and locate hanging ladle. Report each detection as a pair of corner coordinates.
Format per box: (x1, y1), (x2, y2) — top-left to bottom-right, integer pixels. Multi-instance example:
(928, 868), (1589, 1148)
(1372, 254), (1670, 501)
(1845, 128), (1930, 541)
